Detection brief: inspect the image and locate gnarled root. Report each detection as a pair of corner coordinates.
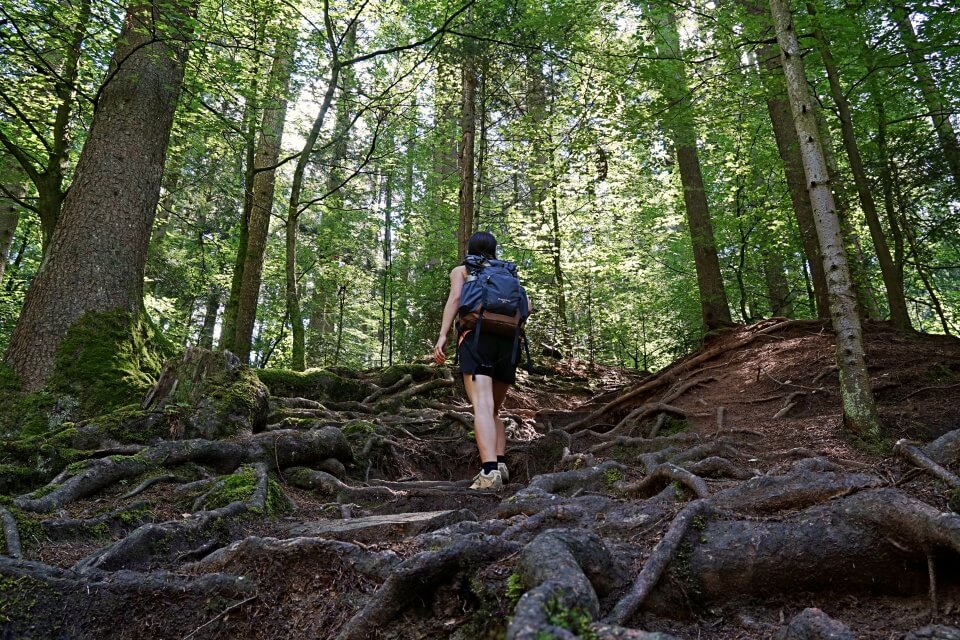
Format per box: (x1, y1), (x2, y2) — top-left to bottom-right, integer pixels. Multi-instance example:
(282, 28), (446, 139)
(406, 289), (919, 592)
(508, 529), (627, 640)
(336, 536), (521, 640)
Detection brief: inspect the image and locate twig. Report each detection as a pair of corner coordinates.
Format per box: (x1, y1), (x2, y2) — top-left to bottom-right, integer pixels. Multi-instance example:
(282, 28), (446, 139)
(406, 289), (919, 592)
(181, 593), (258, 639)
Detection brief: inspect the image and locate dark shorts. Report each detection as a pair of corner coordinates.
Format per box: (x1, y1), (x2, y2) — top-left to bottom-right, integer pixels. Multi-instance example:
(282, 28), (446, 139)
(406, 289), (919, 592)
(458, 331), (518, 384)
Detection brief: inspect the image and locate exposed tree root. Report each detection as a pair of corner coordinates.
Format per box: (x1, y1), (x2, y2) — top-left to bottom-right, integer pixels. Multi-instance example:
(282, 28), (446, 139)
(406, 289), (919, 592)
(924, 429), (960, 466)
(508, 529), (626, 639)
(0, 506), (22, 558)
(606, 499), (709, 624)
(74, 462), (271, 572)
(563, 319), (791, 431)
(336, 536), (521, 640)
(620, 464), (710, 499)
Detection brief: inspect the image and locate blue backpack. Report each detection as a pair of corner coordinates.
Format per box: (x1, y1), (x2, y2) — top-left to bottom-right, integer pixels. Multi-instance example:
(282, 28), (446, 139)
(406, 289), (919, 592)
(458, 255), (532, 368)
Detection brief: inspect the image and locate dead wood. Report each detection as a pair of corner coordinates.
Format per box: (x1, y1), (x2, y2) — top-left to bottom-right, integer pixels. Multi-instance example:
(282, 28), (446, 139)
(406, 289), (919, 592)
(190, 535), (402, 581)
(895, 439), (960, 488)
(336, 536), (521, 640)
(508, 529), (627, 640)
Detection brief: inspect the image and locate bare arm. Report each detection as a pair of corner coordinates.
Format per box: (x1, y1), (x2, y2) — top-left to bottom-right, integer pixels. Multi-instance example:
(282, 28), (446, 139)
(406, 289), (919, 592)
(434, 266), (466, 363)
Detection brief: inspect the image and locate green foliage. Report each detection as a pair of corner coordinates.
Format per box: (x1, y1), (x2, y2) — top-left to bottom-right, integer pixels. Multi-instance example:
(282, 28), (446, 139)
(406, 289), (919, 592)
(541, 598), (597, 640)
(505, 573), (525, 607)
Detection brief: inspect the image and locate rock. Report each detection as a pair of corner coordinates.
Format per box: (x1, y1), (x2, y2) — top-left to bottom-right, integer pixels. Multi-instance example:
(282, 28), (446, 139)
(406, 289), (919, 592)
(286, 509), (478, 543)
(775, 608), (854, 640)
(904, 626), (960, 640)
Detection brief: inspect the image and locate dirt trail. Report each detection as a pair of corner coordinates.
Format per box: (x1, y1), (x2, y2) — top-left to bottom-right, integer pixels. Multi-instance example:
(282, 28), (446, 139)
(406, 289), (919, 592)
(2, 319), (960, 639)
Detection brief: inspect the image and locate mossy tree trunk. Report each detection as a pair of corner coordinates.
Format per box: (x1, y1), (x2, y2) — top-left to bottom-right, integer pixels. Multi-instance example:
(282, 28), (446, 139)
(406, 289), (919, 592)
(3, 0), (194, 391)
(770, 0), (880, 437)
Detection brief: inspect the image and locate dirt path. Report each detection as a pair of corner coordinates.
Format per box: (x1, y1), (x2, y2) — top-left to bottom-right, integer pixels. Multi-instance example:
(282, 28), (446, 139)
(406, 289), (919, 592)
(2, 320), (960, 639)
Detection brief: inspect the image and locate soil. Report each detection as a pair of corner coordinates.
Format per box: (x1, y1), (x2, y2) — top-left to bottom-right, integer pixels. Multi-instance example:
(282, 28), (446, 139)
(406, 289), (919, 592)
(3, 319), (960, 640)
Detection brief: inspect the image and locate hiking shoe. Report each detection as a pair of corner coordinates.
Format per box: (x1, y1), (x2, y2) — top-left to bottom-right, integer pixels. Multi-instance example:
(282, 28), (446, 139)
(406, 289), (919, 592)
(498, 462), (510, 483)
(470, 469), (503, 490)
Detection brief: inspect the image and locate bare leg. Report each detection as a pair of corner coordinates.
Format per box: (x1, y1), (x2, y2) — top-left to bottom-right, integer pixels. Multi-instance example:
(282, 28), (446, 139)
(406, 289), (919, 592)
(493, 380), (510, 456)
(463, 374), (497, 463)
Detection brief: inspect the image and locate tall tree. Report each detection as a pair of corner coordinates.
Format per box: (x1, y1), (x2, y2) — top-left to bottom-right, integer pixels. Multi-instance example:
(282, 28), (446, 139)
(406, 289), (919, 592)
(4, 0), (195, 389)
(647, 2), (732, 331)
(770, 0), (880, 436)
(807, 0), (910, 330)
(457, 35), (477, 259)
(890, 2), (960, 188)
(233, 31), (296, 364)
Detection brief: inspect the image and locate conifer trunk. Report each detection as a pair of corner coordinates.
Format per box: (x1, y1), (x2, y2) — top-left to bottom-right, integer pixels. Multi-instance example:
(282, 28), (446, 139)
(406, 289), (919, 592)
(4, 0), (194, 390)
(457, 45), (476, 260)
(770, 0), (880, 437)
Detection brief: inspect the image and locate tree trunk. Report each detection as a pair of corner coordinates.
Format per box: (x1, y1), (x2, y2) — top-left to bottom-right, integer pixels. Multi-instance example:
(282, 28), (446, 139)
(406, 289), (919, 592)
(285, 0), (340, 372)
(0, 156), (24, 285)
(220, 41), (265, 353)
(770, 0), (880, 437)
(751, 21), (830, 318)
(649, 3), (731, 332)
(233, 32), (295, 364)
(457, 47), (476, 260)
(4, 0), (194, 391)
(762, 248), (793, 317)
(807, 0), (911, 330)
(197, 289), (220, 349)
(891, 3), (960, 187)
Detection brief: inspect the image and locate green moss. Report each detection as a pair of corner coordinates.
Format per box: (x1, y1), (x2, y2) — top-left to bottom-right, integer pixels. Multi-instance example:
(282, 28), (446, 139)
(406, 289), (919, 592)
(205, 466), (289, 516)
(257, 368), (369, 402)
(374, 364), (434, 387)
(87, 404), (168, 444)
(47, 309), (174, 418)
(505, 573), (525, 607)
(342, 420), (377, 436)
(659, 416), (690, 436)
(603, 467), (623, 489)
(0, 574), (45, 623)
(544, 598), (597, 640)
(0, 464), (39, 494)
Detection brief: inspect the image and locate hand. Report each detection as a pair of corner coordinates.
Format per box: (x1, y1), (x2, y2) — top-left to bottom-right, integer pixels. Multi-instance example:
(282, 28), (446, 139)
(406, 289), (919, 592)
(433, 335), (447, 364)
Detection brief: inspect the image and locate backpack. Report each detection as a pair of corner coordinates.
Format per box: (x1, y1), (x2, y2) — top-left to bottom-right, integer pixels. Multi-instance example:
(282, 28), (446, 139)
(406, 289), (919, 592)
(458, 255), (530, 336)
(457, 254), (532, 372)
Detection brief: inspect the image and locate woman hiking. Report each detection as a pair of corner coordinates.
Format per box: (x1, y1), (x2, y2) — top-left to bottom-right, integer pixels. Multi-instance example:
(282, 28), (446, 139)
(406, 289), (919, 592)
(433, 231), (531, 490)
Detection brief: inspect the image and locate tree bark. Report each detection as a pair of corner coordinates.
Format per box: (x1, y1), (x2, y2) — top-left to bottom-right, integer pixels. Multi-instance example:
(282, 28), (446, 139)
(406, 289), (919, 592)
(770, 0), (880, 437)
(0, 156), (24, 285)
(649, 3), (731, 331)
(4, 0), (194, 390)
(457, 44), (476, 260)
(807, 0), (911, 330)
(233, 32), (295, 364)
(750, 19), (830, 318)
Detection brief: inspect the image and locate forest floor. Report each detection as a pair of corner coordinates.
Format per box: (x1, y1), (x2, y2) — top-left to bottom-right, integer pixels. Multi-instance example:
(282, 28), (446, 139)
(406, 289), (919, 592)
(3, 318), (960, 639)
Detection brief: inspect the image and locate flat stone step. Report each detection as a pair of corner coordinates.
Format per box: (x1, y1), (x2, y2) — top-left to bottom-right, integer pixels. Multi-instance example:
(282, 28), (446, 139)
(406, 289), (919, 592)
(286, 509), (477, 543)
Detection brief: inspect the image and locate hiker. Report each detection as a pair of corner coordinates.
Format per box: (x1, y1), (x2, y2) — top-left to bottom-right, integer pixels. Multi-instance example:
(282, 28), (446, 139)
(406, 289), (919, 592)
(433, 231), (531, 490)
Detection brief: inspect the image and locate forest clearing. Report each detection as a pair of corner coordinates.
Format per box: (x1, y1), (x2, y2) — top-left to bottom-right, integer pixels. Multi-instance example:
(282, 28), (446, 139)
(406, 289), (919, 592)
(1, 0), (960, 636)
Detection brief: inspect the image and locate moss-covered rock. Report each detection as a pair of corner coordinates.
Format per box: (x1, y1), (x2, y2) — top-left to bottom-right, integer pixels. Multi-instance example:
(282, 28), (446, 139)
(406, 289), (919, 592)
(257, 368), (371, 402)
(373, 364), (436, 388)
(144, 348), (269, 440)
(46, 309), (174, 418)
